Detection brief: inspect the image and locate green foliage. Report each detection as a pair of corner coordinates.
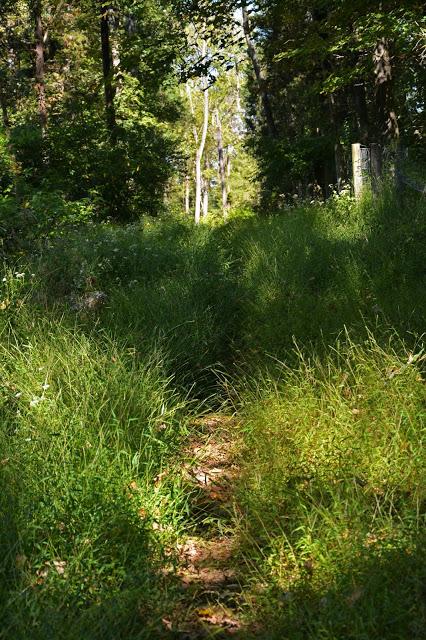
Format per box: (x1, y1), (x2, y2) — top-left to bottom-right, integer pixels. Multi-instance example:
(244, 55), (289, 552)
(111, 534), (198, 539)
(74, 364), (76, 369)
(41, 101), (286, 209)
(248, 0), (425, 201)
(0, 132), (14, 193)
(224, 188), (426, 357)
(30, 218), (240, 392)
(0, 0), (188, 220)
(0, 190), (95, 257)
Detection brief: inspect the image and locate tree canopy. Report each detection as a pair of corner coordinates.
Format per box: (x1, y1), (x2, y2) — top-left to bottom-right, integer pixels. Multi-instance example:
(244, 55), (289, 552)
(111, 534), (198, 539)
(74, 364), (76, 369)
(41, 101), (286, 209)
(0, 0), (424, 219)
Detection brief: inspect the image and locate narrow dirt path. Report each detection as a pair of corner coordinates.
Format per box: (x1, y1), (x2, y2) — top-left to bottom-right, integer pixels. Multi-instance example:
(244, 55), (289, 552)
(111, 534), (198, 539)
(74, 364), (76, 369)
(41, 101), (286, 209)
(162, 414), (249, 639)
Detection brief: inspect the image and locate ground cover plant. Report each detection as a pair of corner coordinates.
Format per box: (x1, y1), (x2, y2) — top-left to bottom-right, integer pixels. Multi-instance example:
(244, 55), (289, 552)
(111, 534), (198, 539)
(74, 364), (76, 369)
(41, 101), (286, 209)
(0, 188), (425, 638)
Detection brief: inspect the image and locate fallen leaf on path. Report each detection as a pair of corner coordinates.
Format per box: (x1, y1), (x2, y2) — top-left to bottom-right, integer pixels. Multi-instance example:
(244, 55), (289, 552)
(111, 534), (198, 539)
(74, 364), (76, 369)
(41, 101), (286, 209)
(196, 605), (241, 629)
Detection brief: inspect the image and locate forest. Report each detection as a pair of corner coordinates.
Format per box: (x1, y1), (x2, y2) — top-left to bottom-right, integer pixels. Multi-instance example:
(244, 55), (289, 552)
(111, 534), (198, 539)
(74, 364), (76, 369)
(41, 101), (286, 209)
(0, 1), (425, 638)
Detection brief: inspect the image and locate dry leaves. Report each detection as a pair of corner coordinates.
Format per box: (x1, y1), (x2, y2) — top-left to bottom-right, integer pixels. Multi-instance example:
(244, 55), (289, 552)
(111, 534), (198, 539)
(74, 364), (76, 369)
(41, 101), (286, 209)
(194, 605), (242, 634)
(35, 559), (67, 584)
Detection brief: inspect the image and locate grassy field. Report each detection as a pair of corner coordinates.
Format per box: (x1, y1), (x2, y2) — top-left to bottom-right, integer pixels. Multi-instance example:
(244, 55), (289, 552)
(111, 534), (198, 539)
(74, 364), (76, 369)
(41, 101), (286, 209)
(0, 189), (425, 638)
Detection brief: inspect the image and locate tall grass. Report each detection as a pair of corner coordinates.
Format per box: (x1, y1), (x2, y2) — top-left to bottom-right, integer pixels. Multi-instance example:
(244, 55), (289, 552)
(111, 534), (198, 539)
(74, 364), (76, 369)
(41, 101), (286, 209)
(232, 334), (425, 638)
(0, 310), (193, 639)
(0, 188), (425, 637)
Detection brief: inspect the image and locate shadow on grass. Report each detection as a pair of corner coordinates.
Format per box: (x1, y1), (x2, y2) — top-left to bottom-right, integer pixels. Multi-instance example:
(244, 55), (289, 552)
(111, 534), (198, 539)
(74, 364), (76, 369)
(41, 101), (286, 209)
(258, 537), (426, 640)
(221, 189), (425, 362)
(0, 480), (184, 640)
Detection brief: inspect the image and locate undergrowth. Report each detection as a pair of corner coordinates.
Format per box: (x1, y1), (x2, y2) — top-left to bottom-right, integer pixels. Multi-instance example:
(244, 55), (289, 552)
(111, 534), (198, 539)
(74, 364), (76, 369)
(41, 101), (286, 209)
(0, 188), (425, 638)
(0, 313), (193, 639)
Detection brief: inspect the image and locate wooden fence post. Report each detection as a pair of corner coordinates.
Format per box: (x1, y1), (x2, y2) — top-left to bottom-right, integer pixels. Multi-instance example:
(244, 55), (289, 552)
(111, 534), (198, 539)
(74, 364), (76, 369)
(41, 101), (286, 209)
(352, 143), (364, 199)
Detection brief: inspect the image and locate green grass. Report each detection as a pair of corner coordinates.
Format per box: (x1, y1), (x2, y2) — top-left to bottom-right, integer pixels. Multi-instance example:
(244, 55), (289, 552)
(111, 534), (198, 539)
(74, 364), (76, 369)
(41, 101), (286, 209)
(0, 313), (194, 639)
(0, 188), (425, 638)
(232, 334), (425, 638)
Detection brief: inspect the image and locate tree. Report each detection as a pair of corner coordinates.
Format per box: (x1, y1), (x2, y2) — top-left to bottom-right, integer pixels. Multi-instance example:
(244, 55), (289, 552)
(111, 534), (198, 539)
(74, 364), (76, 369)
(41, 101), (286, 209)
(0, 0), (190, 218)
(214, 107), (229, 217)
(243, 0), (425, 205)
(185, 42), (210, 224)
(99, 1), (117, 141)
(31, 0), (48, 134)
(241, 4), (277, 138)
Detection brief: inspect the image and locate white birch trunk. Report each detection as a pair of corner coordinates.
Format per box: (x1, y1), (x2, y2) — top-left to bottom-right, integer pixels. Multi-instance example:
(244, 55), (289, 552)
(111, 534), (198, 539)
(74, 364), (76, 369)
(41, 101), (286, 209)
(184, 175), (190, 214)
(202, 157), (209, 218)
(194, 41), (209, 224)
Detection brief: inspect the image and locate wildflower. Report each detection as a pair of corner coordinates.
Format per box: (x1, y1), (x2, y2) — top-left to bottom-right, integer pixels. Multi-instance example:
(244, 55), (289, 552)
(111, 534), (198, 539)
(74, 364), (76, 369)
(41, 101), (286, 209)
(29, 396), (42, 407)
(42, 383), (50, 391)
(15, 273), (25, 279)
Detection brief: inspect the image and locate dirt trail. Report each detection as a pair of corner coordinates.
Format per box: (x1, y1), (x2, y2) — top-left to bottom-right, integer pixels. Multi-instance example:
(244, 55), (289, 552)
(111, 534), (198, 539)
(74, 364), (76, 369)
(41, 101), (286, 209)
(162, 415), (248, 639)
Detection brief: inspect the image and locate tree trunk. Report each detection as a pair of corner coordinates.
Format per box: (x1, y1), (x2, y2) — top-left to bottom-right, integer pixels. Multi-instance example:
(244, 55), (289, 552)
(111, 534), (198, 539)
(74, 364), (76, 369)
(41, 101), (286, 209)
(202, 157), (209, 218)
(373, 39), (399, 142)
(33, 1), (47, 133)
(194, 41), (209, 225)
(186, 81), (198, 145)
(328, 94), (344, 191)
(370, 142), (383, 193)
(99, 2), (116, 141)
(242, 5), (277, 138)
(235, 61), (242, 114)
(352, 81), (369, 144)
(214, 108), (229, 218)
(184, 174), (190, 214)
(0, 84), (10, 131)
(334, 142), (345, 193)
